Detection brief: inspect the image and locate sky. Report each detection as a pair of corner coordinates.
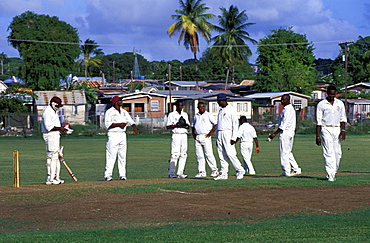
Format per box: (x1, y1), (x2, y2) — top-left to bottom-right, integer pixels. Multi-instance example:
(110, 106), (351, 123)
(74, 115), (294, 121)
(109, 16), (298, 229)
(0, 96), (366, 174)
(0, 0), (369, 64)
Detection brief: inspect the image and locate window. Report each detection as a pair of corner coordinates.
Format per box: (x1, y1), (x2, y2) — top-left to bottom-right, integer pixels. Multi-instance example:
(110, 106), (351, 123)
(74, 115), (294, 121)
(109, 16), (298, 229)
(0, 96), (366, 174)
(212, 103), (218, 113)
(150, 100), (159, 111)
(293, 100), (302, 110)
(237, 103), (248, 112)
(72, 105), (78, 115)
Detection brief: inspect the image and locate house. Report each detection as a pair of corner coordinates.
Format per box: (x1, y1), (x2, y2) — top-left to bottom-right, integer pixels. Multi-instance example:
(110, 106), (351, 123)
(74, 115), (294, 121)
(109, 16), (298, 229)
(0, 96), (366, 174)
(165, 81), (207, 90)
(344, 82), (370, 93)
(177, 92), (252, 122)
(0, 81), (8, 93)
(245, 91), (311, 122)
(34, 90), (87, 125)
(346, 98), (370, 123)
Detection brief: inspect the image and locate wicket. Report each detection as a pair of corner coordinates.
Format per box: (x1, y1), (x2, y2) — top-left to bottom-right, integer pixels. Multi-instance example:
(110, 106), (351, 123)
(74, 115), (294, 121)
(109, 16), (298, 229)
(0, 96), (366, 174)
(13, 150), (19, 188)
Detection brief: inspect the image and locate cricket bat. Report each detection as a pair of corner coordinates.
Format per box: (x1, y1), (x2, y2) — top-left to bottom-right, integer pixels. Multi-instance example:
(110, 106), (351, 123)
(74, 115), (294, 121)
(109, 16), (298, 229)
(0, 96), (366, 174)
(58, 146), (78, 182)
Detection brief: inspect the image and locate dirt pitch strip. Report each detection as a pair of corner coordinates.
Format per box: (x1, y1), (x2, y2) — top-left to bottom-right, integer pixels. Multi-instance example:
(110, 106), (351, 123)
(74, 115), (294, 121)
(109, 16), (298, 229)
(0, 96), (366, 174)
(0, 175), (369, 233)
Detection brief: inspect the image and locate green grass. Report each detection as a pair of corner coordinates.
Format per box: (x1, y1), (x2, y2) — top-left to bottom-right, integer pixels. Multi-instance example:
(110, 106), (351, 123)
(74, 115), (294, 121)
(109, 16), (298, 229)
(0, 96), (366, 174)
(0, 134), (369, 241)
(0, 207), (369, 242)
(0, 134), (369, 186)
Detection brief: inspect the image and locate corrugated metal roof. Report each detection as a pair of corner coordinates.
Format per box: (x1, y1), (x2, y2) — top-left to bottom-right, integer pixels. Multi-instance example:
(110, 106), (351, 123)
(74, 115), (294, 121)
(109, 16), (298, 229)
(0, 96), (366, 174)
(34, 90), (86, 105)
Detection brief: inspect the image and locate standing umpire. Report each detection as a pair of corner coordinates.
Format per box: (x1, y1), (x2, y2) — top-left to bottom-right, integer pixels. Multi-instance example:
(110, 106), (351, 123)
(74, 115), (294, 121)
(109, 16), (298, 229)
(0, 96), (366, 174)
(104, 96), (138, 181)
(316, 85), (347, 181)
(166, 100), (190, 179)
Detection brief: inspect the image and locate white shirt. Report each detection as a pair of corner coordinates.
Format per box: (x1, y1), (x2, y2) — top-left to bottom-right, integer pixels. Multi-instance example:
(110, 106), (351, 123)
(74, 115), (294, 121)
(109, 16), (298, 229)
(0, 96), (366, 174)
(217, 104), (239, 140)
(278, 104), (296, 131)
(166, 110), (190, 134)
(237, 123), (257, 142)
(316, 98), (347, 126)
(192, 111), (217, 134)
(105, 107), (135, 132)
(42, 105), (61, 133)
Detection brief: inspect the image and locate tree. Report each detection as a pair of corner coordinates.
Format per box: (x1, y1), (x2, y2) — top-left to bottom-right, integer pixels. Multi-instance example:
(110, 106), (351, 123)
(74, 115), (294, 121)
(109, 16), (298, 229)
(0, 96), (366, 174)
(212, 5), (257, 87)
(0, 52), (8, 75)
(78, 39), (104, 78)
(167, 0), (215, 86)
(7, 11), (80, 90)
(255, 27), (316, 94)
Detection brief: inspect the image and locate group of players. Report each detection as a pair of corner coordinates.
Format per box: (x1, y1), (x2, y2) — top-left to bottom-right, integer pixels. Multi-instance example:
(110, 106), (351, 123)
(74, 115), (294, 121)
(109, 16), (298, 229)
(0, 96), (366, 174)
(42, 85), (346, 184)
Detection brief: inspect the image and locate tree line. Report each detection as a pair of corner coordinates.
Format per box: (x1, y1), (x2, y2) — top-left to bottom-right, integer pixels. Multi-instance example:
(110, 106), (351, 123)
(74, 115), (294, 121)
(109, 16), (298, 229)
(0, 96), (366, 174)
(2, 0), (370, 95)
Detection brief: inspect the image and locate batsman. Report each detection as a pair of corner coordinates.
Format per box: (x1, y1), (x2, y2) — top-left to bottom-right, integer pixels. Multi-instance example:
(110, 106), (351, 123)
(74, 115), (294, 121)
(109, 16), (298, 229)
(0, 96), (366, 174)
(42, 97), (70, 185)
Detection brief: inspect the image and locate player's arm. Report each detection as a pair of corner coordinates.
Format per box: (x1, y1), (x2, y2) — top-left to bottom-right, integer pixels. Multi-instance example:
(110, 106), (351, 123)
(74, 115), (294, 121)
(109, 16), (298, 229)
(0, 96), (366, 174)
(206, 124), (217, 138)
(132, 124), (138, 134)
(192, 127), (196, 139)
(340, 121), (346, 141)
(253, 137), (260, 153)
(316, 125), (322, 146)
(109, 122), (127, 129)
(50, 126), (68, 132)
(269, 128), (282, 139)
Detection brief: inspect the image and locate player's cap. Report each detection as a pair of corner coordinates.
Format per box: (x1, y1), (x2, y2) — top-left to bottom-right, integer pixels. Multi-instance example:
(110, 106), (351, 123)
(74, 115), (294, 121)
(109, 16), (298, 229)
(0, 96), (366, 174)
(50, 97), (63, 107)
(111, 96), (122, 104)
(217, 93), (228, 101)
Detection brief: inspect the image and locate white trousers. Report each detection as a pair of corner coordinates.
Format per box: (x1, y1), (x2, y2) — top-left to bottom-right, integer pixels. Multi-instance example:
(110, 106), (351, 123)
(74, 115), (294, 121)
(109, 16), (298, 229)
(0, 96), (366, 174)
(240, 141), (256, 174)
(321, 127), (342, 177)
(279, 130), (299, 176)
(169, 133), (188, 175)
(105, 132), (127, 178)
(43, 132), (61, 180)
(216, 130), (244, 174)
(194, 134), (218, 173)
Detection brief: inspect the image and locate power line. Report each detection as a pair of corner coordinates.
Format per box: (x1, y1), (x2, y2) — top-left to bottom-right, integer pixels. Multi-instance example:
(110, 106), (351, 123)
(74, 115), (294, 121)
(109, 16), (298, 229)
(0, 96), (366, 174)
(0, 37), (355, 48)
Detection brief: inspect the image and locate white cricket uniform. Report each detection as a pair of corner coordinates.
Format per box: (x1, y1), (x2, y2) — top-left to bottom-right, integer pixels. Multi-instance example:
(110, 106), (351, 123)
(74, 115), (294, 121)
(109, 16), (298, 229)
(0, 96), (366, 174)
(316, 98), (347, 178)
(192, 111), (218, 173)
(104, 106), (135, 179)
(216, 104), (244, 175)
(167, 110), (190, 175)
(278, 103), (300, 176)
(42, 105), (62, 180)
(237, 122), (257, 174)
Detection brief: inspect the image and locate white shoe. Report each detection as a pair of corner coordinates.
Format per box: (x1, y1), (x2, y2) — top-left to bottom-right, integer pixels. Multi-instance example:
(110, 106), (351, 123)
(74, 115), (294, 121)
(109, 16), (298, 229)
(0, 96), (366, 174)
(236, 170), (245, 179)
(56, 178), (64, 184)
(52, 179), (62, 185)
(210, 170), (219, 177)
(168, 173), (176, 178)
(214, 172), (228, 180)
(327, 174), (336, 182)
(291, 168), (302, 176)
(195, 172), (206, 178)
(120, 176), (127, 180)
(105, 176), (113, 181)
(177, 174), (188, 179)
(46, 179), (53, 185)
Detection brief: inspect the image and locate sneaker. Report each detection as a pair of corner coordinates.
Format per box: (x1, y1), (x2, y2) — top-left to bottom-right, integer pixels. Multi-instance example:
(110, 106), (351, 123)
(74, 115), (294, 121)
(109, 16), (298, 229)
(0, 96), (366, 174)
(210, 170), (219, 177)
(327, 174), (336, 182)
(56, 178), (64, 184)
(168, 173), (176, 178)
(279, 172), (291, 177)
(119, 176), (127, 180)
(291, 168), (302, 176)
(105, 176), (113, 181)
(195, 172), (206, 178)
(177, 174), (188, 179)
(214, 172), (228, 180)
(45, 179), (53, 185)
(52, 179), (62, 185)
(236, 170), (245, 179)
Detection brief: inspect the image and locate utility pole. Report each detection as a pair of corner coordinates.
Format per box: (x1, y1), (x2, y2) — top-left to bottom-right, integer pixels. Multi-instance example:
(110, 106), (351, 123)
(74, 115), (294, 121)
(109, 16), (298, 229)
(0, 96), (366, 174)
(168, 64), (172, 113)
(338, 40), (354, 112)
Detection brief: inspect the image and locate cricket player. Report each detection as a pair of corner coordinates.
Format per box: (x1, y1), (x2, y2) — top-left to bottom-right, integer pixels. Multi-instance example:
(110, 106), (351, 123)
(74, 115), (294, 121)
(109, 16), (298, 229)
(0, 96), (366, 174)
(235, 116), (260, 175)
(42, 96), (68, 185)
(269, 94), (302, 176)
(316, 85), (347, 182)
(104, 96), (138, 181)
(191, 102), (219, 178)
(166, 100), (190, 179)
(214, 93), (245, 180)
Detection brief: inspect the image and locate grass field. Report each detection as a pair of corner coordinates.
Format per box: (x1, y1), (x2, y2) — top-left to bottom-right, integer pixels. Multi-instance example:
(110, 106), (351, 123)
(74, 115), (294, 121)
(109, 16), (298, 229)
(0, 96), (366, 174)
(0, 134), (369, 185)
(0, 134), (369, 242)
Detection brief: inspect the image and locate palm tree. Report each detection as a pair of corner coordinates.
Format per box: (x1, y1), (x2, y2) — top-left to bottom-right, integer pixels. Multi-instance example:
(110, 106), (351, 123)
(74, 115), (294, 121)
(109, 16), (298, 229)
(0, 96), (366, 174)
(212, 5), (257, 88)
(0, 52), (8, 75)
(167, 0), (215, 87)
(78, 39), (104, 77)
